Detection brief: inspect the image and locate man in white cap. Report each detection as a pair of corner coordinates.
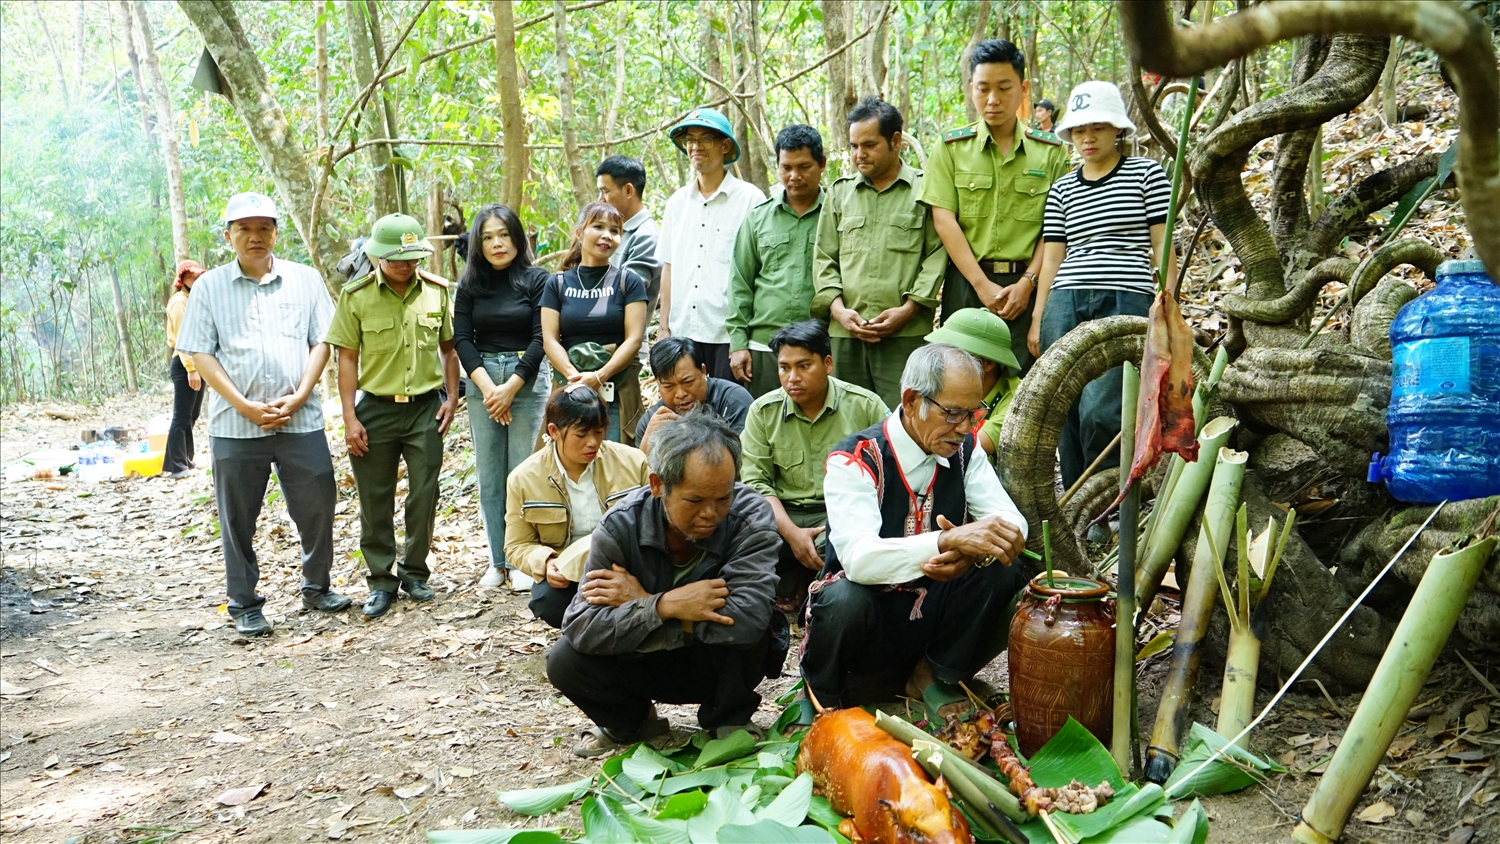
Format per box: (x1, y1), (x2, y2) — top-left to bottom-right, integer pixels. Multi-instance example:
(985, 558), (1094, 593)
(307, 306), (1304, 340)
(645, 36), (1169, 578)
(176, 192), (351, 637)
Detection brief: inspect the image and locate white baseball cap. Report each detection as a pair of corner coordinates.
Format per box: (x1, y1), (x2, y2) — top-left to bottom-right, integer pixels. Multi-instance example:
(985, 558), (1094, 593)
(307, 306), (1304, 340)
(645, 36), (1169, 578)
(1055, 81), (1137, 145)
(223, 192), (279, 224)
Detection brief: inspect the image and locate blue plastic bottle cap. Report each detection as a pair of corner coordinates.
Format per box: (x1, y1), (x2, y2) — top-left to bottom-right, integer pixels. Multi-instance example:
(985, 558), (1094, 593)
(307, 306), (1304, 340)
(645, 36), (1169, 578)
(1436, 259), (1493, 279)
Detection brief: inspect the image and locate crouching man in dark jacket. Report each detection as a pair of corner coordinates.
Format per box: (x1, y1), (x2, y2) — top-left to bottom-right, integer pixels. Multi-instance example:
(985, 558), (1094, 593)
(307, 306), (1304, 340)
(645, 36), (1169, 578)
(547, 410), (782, 757)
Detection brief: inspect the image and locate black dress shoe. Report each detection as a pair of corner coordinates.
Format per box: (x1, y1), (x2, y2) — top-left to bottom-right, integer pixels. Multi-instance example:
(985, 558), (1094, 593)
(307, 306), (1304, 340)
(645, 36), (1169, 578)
(363, 590), (394, 619)
(234, 609), (272, 636)
(302, 590), (352, 613)
(402, 581), (435, 603)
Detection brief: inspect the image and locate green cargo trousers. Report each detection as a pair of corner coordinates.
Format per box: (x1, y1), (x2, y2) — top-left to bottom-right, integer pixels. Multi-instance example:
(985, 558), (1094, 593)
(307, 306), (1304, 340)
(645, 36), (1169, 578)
(348, 392), (443, 593)
(831, 335), (927, 410)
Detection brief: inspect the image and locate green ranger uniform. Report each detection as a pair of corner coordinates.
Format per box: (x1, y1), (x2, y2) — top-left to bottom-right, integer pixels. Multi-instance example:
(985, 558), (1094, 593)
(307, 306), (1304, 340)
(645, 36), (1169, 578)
(325, 216), (454, 597)
(728, 189), (824, 399)
(811, 163), (947, 408)
(920, 120), (1070, 374)
(740, 376), (889, 603)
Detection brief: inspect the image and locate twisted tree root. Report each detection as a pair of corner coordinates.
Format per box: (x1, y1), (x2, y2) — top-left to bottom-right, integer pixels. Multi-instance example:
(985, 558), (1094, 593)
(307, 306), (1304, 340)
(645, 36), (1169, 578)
(1349, 276), (1418, 357)
(1348, 239), (1443, 310)
(1221, 257), (1356, 324)
(997, 316), (1211, 575)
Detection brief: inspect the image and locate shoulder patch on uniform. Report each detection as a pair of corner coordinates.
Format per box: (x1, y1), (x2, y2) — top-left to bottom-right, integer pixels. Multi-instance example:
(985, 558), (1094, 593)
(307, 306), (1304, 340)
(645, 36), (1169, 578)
(942, 125), (979, 144)
(342, 273), (375, 294)
(417, 269), (450, 289)
(1026, 128), (1062, 146)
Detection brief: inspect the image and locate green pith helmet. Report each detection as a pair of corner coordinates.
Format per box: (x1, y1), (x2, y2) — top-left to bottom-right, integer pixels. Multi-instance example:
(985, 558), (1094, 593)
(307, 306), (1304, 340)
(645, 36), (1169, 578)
(363, 214), (434, 261)
(927, 308), (1021, 372)
(668, 107), (741, 165)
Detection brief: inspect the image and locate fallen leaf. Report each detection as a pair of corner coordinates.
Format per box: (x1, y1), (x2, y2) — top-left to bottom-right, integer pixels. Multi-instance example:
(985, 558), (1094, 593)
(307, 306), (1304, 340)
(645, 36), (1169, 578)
(393, 783), (427, 799)
(1467, 706), (1490, 733)
(99, 762), (126, 773)
(0, 680), (32, 696)
(1406, 809), (1426, 827)
(217, 783), (269, 806)
(449, 766), (475, 778)
(210, 732), (253, 744)
(46, 767), (79, 779)
(1277, 750), (1298, 767)
(1388, 736), (1417, 758)
(43, 754), (59, 769)
(1357, 801), (1396, 824)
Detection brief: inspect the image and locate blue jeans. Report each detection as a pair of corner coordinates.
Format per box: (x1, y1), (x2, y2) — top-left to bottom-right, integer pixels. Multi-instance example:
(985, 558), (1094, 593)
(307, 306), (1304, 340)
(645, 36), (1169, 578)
(1039, 287), (1154, 487)
(467, 352), (550, 569)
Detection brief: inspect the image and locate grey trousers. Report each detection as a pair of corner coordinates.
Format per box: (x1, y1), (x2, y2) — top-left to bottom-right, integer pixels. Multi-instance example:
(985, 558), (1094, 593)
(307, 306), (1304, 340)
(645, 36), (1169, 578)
(211, 430), (337, 618)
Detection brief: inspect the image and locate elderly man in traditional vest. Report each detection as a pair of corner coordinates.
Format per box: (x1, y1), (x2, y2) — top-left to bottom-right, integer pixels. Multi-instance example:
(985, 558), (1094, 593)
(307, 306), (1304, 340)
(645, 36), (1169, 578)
(800, 343), (1030, 715)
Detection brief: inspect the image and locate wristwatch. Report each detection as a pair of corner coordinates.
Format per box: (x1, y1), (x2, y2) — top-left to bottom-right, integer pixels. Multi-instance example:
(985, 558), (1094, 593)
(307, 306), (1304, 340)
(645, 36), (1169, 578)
(1020, 271), (1039, 284)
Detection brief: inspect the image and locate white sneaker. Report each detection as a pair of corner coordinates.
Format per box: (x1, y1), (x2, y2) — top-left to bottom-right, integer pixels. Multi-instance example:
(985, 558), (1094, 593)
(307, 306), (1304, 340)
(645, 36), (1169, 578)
(508, 569), (536, 593)
(478, 567), (504, 588)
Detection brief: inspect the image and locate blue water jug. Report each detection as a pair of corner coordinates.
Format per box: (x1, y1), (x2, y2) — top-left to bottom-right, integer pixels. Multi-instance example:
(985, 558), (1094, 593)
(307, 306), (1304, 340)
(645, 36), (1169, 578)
(1370, 259), (1500, 503)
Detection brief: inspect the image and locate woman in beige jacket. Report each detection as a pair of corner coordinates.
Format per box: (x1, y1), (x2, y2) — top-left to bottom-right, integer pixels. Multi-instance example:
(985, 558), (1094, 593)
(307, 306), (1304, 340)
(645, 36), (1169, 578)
(505, 385), (650, 627)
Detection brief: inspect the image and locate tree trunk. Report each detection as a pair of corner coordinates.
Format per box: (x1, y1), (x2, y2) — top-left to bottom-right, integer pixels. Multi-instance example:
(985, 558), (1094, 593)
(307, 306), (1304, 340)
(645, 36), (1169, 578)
(493, 0), (527, 211)
(315, 0), (329, 148)
(131, 1), (190, 265)
(862, 0), (888, 100)
(821, 0), (855, 139)
(603, 1), (628, 150)
(553, 0), (592, 208)
(32, 0), (71, 104)
(365, 1), (408, 215)
(1025, 9), (1040, 103)
(108, 264), (139, 393)
(73, 1), (86, 97)
(113, 0), (152, 143)
(738, 0), (770, 191)
(426, 183), (445, 277)
(177, 0), (343, 286)
(895, 12), (911, 121)
(960, 0), (993, 123)
(346, 0), (397, 217)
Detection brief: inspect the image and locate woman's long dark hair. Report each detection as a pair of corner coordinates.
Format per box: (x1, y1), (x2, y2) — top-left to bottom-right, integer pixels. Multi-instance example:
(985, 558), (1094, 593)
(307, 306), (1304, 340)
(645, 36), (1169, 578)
(560, 202), (624, 272)
(459, 204), (532, 290)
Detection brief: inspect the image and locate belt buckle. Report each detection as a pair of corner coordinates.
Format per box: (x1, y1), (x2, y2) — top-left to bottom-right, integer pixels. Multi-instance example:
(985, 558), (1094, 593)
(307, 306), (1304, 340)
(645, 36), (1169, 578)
(394, 394), (410, 404)
(992, 260), (1007, 274)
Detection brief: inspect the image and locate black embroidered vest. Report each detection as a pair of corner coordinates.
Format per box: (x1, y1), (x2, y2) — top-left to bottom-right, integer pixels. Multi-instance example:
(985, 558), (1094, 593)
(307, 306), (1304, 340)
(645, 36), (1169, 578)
(822, 418), (975, 578)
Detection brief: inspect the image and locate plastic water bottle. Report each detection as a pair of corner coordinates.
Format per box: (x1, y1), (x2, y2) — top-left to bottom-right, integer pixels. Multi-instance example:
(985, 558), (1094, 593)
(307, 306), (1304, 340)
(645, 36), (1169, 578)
(1371, 259), (1500, 503)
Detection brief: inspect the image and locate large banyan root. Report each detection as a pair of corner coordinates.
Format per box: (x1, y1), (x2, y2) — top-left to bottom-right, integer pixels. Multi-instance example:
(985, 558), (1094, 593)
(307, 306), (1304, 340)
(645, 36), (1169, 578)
(997, 317), (1212, 574)
(1218, 346), (1390, 477)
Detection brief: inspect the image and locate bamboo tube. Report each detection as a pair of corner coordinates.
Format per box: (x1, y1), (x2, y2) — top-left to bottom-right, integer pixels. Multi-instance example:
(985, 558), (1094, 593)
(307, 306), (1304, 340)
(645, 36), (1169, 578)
(912, 740), (1029, 844)
(1294, 536), (1498, 844)
(874, 711), (1028, 822)
(1113, 362), (1141, 776)
(1143, 446), (1247, 784)
(1135, 417), (1239, 610)
(1212, 508), (1295, 745)
(1217, 623), (1261, 744)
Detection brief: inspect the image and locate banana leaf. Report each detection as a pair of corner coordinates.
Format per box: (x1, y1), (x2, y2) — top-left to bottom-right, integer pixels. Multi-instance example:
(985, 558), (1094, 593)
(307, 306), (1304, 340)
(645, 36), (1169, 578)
(1027, 717), (1126, 790)
(1163, 723), (1283, 800)
(1166, 800), (1209, 844)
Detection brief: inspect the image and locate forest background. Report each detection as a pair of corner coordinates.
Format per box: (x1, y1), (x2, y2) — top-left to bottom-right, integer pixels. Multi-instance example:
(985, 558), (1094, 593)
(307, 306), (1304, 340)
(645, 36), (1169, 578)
(1, 0), (1308, 405)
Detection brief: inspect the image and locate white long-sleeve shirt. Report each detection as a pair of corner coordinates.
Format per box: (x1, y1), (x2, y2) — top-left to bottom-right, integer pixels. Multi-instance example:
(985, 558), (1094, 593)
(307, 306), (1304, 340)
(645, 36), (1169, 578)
(823, 412), (1029, 585)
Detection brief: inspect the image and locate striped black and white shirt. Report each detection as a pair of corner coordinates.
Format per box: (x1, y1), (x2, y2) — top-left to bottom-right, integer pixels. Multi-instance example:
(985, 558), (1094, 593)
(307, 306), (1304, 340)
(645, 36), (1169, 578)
(1042, 156), (1171, 296)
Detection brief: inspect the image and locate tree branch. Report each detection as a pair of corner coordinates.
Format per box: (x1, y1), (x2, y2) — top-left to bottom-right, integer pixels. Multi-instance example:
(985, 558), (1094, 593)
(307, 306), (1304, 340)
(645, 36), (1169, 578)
(1120, 0), (1500, 283)
(330, 0), (434, 143)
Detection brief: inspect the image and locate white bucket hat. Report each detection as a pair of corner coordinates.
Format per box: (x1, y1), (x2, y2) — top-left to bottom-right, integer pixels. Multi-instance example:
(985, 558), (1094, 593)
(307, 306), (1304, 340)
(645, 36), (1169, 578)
(223, 192), (279, 224)
(1054, 81), (1137, 145)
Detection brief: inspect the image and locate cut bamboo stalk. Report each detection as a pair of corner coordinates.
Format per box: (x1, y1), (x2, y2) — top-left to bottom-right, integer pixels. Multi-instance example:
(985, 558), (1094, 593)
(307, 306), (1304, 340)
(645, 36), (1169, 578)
(1211, 507), (1294, 745)
(912, 740), (1029, 844)
(1113, 362), (1141, 776)
(1135, 417), (1239, 611)
(873, 710), (1028, 822)
(1143, 446), (1247, 783)
(1293, 536), (1498, 844)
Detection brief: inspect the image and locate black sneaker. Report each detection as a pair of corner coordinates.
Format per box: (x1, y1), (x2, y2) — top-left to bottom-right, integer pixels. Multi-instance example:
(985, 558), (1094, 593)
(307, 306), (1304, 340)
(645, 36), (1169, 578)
(302, 590), (352, 613)
(234, 609), (272, 637)
(363, 590), (394, 619)
(402, 581), (435, 603)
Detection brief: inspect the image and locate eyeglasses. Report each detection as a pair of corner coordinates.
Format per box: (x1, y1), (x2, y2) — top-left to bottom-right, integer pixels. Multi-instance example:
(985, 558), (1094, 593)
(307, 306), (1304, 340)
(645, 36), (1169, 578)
(922, 395), (987, 427)
(679, 135), (722, 149)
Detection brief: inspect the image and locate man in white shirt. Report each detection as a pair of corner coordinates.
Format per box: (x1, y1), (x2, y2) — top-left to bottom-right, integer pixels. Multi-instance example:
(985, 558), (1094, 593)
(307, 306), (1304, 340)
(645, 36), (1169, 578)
(655, 107), (766, 381)
(801, 344), (1029, 712)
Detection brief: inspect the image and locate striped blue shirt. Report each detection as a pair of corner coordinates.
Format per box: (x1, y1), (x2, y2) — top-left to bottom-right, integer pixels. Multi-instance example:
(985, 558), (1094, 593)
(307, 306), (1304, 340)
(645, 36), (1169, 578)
(175, 256), (335, 438)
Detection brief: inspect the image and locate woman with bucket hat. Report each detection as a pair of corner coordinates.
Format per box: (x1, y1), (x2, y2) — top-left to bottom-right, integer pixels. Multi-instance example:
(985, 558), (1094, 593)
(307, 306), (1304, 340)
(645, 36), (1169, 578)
(655, 107), (765, 381)
(1029, 81), (1177, 488)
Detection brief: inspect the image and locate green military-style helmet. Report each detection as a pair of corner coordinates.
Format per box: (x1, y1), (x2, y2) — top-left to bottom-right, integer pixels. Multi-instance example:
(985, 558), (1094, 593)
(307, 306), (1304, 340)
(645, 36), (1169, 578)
(927, 308), (1021, 372)
(363, 213), (434, 261)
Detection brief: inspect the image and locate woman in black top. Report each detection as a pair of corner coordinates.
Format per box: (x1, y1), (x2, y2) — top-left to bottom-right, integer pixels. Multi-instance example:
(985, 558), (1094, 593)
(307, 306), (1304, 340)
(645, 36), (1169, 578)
(454, 204), (552, 590)
(541, 201), (649, 443)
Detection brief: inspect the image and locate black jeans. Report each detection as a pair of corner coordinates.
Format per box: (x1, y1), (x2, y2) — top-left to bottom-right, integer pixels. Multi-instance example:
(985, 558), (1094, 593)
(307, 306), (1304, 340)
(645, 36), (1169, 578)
(529, 580), (577, 629)
(801, 561), (1025, 710)
(547, 631), (770, 735)
(164, 355), (205, 474)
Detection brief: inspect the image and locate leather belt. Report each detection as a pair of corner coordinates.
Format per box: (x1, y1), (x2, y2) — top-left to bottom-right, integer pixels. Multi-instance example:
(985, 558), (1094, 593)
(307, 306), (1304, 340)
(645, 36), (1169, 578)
(369, 390), (437, 403)
(985, 260), (1028, 274)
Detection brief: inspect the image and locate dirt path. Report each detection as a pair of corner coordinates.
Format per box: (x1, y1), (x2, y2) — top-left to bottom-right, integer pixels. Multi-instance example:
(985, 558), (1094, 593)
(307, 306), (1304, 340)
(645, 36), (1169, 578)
(1, 392), (1494, 843)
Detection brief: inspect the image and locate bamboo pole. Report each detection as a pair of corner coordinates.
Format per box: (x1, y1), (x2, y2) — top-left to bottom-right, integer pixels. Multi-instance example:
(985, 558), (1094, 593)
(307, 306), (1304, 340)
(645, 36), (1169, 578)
(1112, 362), (1140, 776)
(1294, 536), (1497, 843)
(874, 711), (1028, 823)
(912, 740), (1028, 844)
(1135, 416), (1239, 610)
(1143, 446), (1247, 783)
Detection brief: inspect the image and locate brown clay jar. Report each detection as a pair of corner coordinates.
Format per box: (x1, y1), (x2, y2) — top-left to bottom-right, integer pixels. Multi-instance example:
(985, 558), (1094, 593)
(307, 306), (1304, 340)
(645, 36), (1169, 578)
(1008, 574), (1117, 755)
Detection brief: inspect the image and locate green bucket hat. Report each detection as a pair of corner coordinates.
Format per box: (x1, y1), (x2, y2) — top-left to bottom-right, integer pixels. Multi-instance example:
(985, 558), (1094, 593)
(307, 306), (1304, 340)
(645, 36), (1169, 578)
(363, 213), (434, 261)
(668, 107), (741, 165)
(927, 308), (1021, 372)
(551, 342), (615, 387)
